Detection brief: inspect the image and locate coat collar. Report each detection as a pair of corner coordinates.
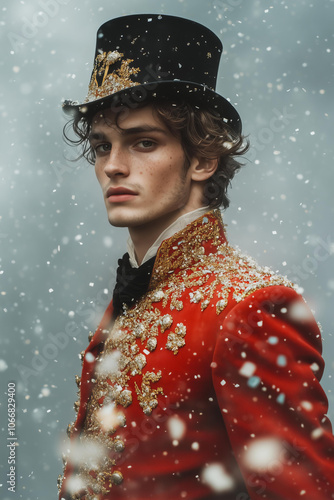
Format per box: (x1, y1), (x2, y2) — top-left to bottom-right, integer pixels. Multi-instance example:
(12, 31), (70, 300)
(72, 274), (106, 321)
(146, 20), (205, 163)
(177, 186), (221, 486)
(149, 209), (227, 290)
(127, 206), (211, 268)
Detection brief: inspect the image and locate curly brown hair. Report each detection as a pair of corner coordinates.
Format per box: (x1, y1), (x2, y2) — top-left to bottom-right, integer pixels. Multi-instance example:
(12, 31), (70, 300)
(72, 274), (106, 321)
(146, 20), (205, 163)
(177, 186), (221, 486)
(63, 101), (249, 209)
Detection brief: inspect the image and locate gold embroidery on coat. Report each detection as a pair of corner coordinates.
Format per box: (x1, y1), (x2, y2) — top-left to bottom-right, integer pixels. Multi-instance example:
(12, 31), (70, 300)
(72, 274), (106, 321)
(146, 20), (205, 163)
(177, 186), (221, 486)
(149, 210), (223, 290)
(135, 371), (164, 415)
(166, 323), (187, 355)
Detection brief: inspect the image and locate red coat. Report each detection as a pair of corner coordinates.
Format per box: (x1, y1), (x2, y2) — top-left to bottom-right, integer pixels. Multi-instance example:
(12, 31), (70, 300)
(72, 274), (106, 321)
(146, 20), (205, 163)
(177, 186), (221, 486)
(58, 210), (334, 499)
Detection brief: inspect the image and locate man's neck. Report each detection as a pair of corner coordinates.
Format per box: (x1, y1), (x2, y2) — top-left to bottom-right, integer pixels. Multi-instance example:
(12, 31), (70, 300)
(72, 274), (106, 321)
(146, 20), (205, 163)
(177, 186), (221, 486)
(129, 210), (188, 265)
(128, 206), (210, 266)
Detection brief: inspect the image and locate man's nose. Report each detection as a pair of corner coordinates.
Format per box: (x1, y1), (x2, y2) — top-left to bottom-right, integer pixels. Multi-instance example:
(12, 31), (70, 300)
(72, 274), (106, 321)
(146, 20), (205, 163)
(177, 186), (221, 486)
(103, 146), (129, 177)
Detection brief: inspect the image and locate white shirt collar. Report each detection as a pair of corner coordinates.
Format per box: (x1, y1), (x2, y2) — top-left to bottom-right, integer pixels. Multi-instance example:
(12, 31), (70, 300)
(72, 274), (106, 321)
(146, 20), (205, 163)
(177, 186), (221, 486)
(127, 206), (211, 268)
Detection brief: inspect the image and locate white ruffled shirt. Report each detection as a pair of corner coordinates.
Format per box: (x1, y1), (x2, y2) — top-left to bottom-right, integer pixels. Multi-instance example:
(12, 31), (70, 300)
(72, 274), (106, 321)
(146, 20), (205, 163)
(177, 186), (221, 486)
(127, 206), (210, 268)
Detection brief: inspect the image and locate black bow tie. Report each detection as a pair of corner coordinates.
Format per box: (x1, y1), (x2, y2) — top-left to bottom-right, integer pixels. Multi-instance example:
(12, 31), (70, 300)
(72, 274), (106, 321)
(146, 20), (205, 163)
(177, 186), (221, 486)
(112, 252), (156, 318)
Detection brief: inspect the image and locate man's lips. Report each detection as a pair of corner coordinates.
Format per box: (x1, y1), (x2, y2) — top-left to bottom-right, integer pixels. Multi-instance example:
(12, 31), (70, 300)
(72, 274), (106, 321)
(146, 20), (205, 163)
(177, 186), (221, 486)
(106, 186), (138, 202)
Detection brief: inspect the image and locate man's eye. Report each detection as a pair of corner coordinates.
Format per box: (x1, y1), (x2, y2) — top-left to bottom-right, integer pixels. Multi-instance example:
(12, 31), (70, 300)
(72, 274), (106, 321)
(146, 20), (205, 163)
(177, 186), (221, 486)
(138, 140), (155, 148)
(95, 143), (111, 153)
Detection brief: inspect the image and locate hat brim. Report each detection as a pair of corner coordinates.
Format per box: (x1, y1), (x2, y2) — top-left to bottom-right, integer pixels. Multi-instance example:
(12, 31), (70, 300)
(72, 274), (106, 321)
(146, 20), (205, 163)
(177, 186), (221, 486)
(62, 80), (242, 135)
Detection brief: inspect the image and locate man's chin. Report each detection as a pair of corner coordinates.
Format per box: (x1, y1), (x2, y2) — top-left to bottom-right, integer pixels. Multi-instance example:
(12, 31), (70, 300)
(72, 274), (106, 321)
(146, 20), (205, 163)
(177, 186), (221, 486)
(108, 220), (129, 228)
(107, 216), (129, 228)
(106, 208), (132, 228)
(107, 212), (143, 228)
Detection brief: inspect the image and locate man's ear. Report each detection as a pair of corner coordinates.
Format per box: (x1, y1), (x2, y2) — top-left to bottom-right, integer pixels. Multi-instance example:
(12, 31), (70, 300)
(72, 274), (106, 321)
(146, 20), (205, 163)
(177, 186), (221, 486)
(189, 157), (218, 181)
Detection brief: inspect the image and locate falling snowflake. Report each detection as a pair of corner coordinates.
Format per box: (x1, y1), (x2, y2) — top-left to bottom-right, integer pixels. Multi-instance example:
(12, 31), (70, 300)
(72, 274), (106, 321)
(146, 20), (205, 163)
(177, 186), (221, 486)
(239, 361), (256, 377)
(201, 463), (235, 492)
(242, 437), (283, 470)
(167, 415), (186, 440)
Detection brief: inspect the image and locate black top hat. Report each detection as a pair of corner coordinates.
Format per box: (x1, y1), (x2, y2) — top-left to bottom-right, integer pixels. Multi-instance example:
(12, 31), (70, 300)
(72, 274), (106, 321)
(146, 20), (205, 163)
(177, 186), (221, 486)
(62, 14), (242, 134)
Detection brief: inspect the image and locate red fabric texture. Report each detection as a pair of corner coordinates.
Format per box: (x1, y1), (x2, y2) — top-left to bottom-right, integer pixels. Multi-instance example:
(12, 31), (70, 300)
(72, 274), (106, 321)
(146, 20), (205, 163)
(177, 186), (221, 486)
(212, 286), (334, 499)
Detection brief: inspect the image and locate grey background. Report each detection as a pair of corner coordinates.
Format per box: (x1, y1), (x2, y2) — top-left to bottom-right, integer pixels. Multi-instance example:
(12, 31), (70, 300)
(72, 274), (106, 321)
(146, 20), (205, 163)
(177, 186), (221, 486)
(0, 0), (333, 498)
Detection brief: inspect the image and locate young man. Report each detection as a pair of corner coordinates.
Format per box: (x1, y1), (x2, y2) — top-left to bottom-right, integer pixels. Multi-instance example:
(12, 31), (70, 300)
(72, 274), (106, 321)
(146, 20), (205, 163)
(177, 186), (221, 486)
(58, 14), (334, 500)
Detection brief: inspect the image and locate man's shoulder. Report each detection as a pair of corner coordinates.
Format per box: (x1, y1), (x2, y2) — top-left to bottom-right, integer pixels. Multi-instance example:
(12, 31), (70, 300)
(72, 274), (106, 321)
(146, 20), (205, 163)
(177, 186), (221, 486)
(189, 242), (295, 314)
(216, 243), (293, 295)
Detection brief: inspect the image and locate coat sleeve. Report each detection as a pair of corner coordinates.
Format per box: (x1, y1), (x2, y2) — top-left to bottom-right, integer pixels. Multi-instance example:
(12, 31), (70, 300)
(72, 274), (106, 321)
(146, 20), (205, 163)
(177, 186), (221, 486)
(211, 285), (334, 500)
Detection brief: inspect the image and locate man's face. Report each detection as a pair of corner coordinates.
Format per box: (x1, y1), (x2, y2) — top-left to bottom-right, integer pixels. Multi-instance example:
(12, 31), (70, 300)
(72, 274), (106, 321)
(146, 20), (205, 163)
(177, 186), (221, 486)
(90, 105), (203, 235)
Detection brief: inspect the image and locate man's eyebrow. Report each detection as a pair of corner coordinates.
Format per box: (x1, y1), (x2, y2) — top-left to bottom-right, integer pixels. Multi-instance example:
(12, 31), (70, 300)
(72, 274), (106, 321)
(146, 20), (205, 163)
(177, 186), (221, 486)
(88, 131), (108, 143)
(120, 126), (168, 136)
(88, 125), (168, 143)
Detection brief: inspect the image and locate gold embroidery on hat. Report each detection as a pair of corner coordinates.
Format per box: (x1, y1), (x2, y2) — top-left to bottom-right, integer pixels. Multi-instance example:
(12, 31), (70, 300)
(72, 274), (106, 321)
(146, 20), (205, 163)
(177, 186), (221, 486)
(85, 50), (140, 102)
